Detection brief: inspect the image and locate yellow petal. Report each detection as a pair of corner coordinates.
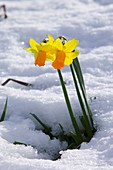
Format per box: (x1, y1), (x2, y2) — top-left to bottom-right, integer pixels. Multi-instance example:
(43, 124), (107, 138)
(40, 45), (52, 52)
(66, 50), (80, 59)
(41, 34), (54, 46)
(65, 50), (80, 65)
(23, 48), (37, 53)
(46, 54), (55, 61)
(64, 58), (73, 65)
(53, 38), (63, 51)
(34, 51), (38, 60)
(64, 38), (79, 52)
(46, 48), (57, 61)
(47, 34), (54, 44)
(29, 38), (40, 49)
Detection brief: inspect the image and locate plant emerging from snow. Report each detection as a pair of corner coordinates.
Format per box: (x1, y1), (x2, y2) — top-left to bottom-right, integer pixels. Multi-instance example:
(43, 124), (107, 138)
(1, 34), (96, 158)
(24, 35), (96, 150)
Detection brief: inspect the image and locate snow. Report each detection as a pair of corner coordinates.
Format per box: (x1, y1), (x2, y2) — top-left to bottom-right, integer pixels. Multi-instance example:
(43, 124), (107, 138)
(0, 0), (113, 169)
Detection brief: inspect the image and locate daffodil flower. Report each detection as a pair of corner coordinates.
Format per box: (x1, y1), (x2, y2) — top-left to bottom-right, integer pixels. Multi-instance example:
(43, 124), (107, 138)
(52, 38), (80, 70)
(24, 34), (55, 66)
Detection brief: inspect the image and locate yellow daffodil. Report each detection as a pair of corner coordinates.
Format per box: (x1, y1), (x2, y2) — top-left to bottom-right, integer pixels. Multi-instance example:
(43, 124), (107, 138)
(52, 38), (80, 70)
(24, 35), (55, 66)
(24, 35), (80, 69)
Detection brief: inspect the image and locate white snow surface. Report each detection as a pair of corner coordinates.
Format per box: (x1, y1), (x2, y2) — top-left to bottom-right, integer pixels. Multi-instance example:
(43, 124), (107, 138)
(0, 0), (113, 169)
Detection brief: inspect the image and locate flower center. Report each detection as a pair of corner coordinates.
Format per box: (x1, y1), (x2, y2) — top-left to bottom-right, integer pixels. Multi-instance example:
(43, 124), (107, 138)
(35, 51), (46, 66)
(52, 51), (66, 70)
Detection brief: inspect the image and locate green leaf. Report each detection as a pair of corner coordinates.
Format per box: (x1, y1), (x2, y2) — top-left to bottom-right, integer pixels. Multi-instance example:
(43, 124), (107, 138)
(57, 69), (83, 142)
(30, 113), (53, 139)
(0, 97), (8, 122)
(70, 65), (93, 138)
(73, 59), (95, 128)
(73, 57), (86, 91)
(69, 131), (78, 144)
(69, 131), (82, 148)
(67, 142), (78, 149)
(80, 116), (92, 140)
(59, 123), (64, 133)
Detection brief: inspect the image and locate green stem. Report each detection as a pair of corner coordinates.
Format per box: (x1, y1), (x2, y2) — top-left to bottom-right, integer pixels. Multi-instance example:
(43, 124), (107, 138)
(73, 59), (94, 126)
(57, 69), (83, 142)
(73, 58), (86, 91)
(70, 65), (93, 138)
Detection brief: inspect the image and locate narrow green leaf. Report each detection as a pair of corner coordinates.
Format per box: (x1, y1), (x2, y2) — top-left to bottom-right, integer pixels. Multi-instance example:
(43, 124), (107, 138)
(73, 59), (94, 127)
(59, 123), (64, 133)
(69, 131), (78, 144)
(57, 69), (83, 142)
(69, 131), (82, 149)
(67, 143), (78, 149)
(70, 65), (93, 138)
(80, 116), (92, 139)
(73, 57), (86, 91)
(30, 113), (53, 139)
(0, 97), (8, 122)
